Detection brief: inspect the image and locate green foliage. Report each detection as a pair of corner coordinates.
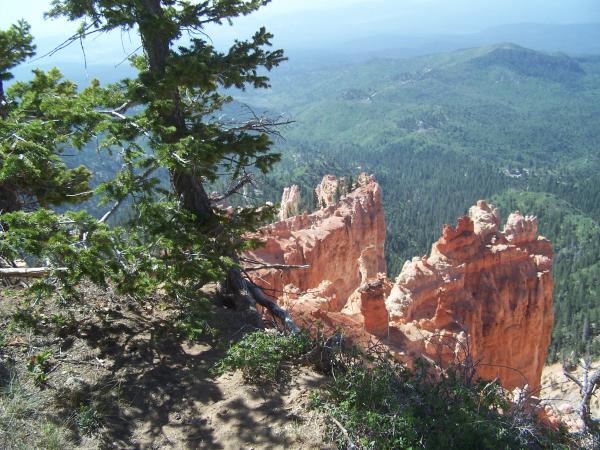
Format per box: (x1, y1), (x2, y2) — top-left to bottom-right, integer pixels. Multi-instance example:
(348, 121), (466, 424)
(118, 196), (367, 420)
(218, 331), (569, 448)
(174, 295), (216, 341)
(0, 65), (105, 212)
(0, 2), (286, 311)
(0, 20), (35, 82)
(0, 371), (69, 449)
(38, 422), (67, 450)
(321, 359), (571, 449)
(76, 403), (101, 436)
(26, 351), (52, 385)
(10, 309), (41, 332)
(240, 46), (600, 360)
(216, 330), (312, 382)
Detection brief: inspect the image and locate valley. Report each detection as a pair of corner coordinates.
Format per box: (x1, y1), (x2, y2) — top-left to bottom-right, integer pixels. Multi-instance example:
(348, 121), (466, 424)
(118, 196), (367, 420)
(235, 44), (600, 361)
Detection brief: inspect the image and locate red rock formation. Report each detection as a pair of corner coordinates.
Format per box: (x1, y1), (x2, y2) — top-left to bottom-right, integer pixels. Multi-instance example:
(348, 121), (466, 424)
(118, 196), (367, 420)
(315, 175), (341, 209)
(314, 175), (354, 209)
(247, 174), (386, 312)
(247, 180), (554, 393)
(386, 200), (554, 392)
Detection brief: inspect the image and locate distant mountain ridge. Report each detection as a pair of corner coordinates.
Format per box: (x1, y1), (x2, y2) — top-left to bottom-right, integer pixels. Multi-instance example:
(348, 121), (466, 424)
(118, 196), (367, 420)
(330, 23), (600, 61)
(468, 44), (584, 82)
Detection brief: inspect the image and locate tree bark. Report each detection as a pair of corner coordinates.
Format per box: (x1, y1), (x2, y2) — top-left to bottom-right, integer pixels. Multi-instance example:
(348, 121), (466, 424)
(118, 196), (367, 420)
(0, 79), (7, 120)
(563, 359), (600, 434)
(138, 0), (214, 222)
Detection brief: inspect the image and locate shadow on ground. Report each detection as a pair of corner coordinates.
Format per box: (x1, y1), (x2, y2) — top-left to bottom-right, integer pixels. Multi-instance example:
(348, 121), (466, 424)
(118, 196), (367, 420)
(56, 301), (325, 449)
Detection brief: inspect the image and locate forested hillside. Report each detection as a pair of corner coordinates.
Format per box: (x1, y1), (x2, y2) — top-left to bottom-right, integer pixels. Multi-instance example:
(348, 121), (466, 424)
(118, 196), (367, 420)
(236, 44), (600, 360)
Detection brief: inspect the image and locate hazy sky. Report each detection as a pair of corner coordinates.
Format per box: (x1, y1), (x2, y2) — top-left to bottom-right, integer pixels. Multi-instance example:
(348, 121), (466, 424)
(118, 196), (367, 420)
(1, 0), (599, 65)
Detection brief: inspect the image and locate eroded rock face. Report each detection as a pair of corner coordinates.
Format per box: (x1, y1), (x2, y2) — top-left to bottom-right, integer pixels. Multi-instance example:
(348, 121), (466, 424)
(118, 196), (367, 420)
(247, 178), (553, 392)
(247, 174), (386, 312)
(278, 185), (301, 221)
(386, 201), (554, 392)
(315, 175), (340, 209)
(314, 175), (354, 209)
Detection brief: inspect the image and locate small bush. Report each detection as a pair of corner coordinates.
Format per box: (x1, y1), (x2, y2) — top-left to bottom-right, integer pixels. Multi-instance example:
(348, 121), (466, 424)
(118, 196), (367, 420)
(9, 309), (41, 332)
(76, 403), (101, 436)
(174, 296), (217, 342)
(319, 358), (572, 450)
(27, 351), (52, 385)
(216, 330), (312, 382)
(38, 422), (67, 450)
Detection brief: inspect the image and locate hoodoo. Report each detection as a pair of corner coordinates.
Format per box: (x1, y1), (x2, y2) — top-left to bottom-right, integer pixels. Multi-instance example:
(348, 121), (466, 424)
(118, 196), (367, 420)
(247, 176), (554, 392)
(278, 185), (301, 221)
(246, 174), (386, 312)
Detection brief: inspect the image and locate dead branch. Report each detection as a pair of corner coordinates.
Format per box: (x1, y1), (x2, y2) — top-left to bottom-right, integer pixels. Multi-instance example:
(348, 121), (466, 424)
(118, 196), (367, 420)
(210, 173), (255, 203)
(243, 277), (299, 333)
(242, 263), (309, 272)
(328, 414), (357, 449)
(0, 267), (68, 278)
(97, 163), (159, 225)
(222, 116), (295, 137)
(563, 358), (600, 433)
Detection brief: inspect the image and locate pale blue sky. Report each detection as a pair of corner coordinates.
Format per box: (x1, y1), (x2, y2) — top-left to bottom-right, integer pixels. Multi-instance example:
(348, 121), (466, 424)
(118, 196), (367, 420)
(2, 0), (599, 65)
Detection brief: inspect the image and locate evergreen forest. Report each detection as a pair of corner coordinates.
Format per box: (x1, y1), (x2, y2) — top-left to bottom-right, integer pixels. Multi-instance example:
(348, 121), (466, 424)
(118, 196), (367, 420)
(235, 44), (600, 361)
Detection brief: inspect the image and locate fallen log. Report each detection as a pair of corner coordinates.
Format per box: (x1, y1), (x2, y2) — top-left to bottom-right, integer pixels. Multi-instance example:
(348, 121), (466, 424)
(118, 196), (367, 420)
(0, 267), (68, 278)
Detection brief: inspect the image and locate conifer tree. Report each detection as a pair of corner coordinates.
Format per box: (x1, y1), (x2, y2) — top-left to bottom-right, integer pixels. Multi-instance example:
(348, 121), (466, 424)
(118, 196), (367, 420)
(0, 21), (97, 214)
(0, 1), (291, 316)
(0, 22), (133, 298)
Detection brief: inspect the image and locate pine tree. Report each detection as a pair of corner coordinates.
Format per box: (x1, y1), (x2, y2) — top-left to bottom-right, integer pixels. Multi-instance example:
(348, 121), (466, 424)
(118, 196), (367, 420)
(0, 21), (35, 116)
(11, 1), (292, 315)
(0, 21), (96, 213)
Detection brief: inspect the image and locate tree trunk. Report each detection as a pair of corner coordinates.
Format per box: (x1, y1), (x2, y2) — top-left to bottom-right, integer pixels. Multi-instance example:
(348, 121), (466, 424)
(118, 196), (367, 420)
(136, 0), (254, 308)
(138, 0), (214, 222)
(134, 2), (298, 328)
(0, 183), (21, 214)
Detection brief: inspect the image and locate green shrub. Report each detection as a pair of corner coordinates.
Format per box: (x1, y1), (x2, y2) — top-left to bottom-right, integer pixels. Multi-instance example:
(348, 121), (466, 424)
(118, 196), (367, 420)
(26, 351), (52, 385)
(38, 422), (67, 450)
(215, 330), (312, 382)
(171, 295), (219, 342)
(320, 359), (571, 450)
(9, 309), (41, 332)
(76, 403), (101, 436)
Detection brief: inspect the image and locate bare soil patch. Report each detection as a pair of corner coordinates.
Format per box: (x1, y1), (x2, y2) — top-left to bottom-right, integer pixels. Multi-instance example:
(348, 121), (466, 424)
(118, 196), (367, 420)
(0, 285), (330, 449)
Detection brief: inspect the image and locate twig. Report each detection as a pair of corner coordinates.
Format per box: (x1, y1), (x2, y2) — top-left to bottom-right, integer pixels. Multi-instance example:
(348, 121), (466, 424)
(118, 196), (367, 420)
(328, 414), (356, 449)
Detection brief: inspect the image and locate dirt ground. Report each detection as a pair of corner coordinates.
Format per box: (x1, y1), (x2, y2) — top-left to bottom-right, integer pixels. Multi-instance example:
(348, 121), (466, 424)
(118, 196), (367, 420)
(0, 285), (331, 449)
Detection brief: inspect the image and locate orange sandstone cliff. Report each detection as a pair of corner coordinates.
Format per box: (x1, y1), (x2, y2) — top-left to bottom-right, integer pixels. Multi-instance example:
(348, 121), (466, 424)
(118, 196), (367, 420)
(247, 175), (554, 393)
(247, 174), (386, 312)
